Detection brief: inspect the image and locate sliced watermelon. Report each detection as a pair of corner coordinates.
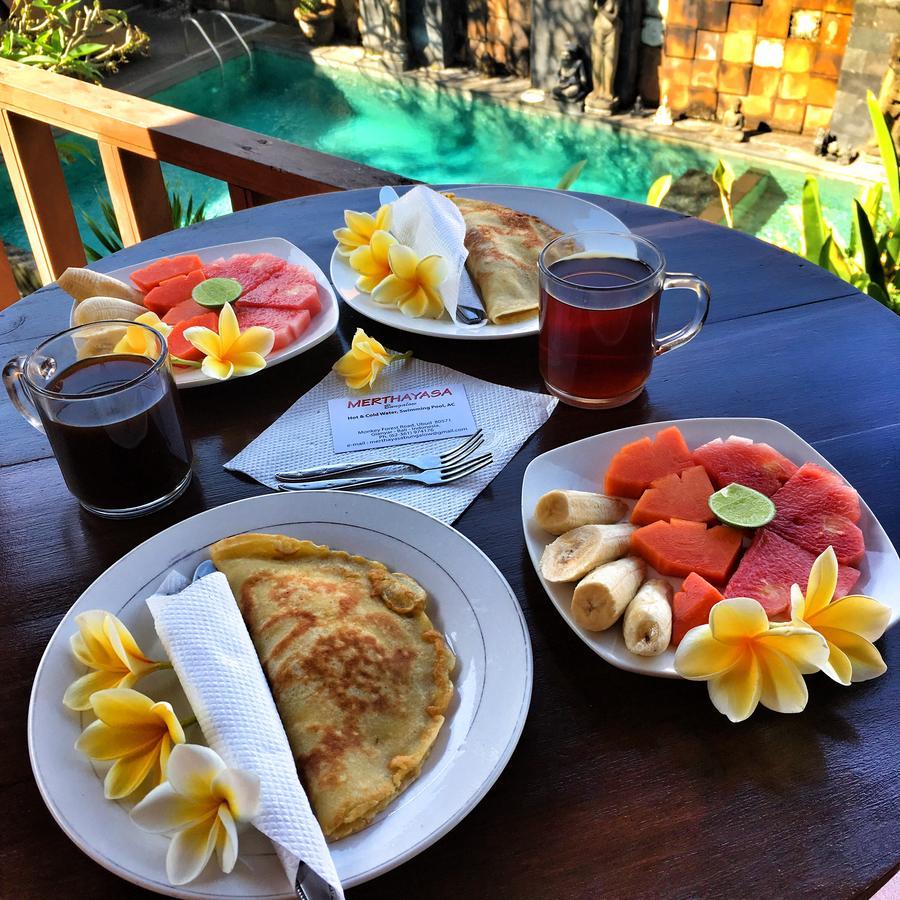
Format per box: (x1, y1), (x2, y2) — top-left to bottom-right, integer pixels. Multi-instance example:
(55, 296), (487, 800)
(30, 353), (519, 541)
(203, 252), (286, 292)
(167, 311), (218, 363)
(131, 254), (203, 293)
(235, 305), (311, 352)
(673, 573), (724, 646)
(631, 465), (716, 526)
(692, 436), (799, 497)
(631, 518), (743, 584)
(162, 296), (207, 325)
(237, 264), (321, 315)
(604, 426), (694, 498)
(144, 269), (207, 316)
(770, 462), (861, 522)
(725, 529), (860, 619)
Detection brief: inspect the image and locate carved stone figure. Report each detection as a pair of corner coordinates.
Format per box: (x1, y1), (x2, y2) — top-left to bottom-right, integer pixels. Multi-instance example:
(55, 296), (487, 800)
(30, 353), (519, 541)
(813, 128), (859, 165)
(718, 99), (746, 143)
(586, 0), (622, 114)
(551, 42), (590, 104)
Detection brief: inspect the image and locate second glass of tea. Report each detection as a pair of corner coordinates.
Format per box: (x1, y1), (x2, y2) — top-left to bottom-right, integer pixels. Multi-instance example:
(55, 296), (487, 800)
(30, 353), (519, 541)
(538, 231), (710, 408)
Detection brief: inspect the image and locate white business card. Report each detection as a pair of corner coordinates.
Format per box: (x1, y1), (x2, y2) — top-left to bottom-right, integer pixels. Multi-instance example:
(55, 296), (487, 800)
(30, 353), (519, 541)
(328, 382), (477, 453)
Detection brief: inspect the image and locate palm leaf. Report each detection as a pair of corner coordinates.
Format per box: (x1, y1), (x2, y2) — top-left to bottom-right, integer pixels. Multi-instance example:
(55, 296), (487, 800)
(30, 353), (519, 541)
(556, 159), (587, 191)
(711, 159), (735, 228)
(854, 199), (887, 291)
(646, 174), (672, 208)
(866, 89), (900, 221)
(800, 176), (828, 263)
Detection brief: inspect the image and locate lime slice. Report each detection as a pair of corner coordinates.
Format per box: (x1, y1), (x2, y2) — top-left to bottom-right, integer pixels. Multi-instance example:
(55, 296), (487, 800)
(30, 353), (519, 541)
(708, 483), (776, 528)
(193, 277), (242, 307)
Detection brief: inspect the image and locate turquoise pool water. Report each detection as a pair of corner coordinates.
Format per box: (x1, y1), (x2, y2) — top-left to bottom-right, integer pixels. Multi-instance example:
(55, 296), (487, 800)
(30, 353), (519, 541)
(0, 49), (863, 257)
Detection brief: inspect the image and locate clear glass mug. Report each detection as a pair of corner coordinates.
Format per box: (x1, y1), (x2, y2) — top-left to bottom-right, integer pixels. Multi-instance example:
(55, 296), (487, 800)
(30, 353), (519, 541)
(538, 231), (711, 408)
(3, 321), (193, 518)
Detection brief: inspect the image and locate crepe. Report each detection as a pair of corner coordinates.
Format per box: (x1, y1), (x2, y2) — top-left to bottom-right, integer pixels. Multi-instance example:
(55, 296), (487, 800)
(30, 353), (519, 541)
(450, 195), (562, 325)
(209, 533), (455, 840)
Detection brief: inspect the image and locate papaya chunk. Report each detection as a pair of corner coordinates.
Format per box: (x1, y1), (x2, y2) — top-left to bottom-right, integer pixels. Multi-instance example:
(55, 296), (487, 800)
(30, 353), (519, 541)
(631, 465), (716, 526)
(672, 573), (724, 645)
(604, 426), (694, 498)
(631, 518), (743, 584)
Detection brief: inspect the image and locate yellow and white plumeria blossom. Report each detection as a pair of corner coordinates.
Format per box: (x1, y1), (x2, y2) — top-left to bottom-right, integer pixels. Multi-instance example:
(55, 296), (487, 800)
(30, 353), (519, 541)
(113, 311), (173, 358)
(183, 302), (275, 381)
(675, 597), (829, 723)
(349, 228), (397, 293)
(790, 546), (891, 684)
(75, 688), (186, 799)
(63, 610), (169, 711)
(333, 203), (392, 257)
(333, 327), (410, 390)
(131, 744), (260, 886)
(371, 244), (447, 319)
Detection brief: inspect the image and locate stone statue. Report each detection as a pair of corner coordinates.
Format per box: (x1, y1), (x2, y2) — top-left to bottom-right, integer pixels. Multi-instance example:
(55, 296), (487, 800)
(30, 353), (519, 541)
(813, 128), (859, 165)
(718, 99), (746, 143)
(551, 42), (590, 104)
(586, 0), (622, 114)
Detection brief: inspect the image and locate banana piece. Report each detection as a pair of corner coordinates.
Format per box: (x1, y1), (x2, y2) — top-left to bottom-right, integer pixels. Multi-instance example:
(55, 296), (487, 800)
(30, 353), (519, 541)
(58, 267), (143, 304)
(73, 323), (128, 359)
(540, 523), (634, 583)
(535, 489), (627, 534)
(623, 578), (673, 656)
(571, 556), (645, 631)
(72, 296), (147, 326)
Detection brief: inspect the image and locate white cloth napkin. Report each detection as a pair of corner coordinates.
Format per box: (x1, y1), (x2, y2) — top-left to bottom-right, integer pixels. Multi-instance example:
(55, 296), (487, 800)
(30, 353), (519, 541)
(387, 185), (484, 319)
(226, 357), (557, 524)
(147, 571), (343, 900)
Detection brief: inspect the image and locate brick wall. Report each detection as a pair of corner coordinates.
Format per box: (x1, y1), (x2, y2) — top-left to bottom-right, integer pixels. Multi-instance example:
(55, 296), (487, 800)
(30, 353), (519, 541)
(467, 0), (531, 75)
(659, 0), (854, 132)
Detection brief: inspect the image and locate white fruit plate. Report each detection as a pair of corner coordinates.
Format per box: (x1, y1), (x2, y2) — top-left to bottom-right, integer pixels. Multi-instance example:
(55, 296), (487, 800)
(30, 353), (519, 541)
(521, 417), (900, 678)
(69, 237), (339, 389)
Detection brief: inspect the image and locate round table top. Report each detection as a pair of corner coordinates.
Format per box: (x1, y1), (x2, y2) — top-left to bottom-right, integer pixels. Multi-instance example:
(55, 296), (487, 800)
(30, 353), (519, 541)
(2, 187), (898, 900)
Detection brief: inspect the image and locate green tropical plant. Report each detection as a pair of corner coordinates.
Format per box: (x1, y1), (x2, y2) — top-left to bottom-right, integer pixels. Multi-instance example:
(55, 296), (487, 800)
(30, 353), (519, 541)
(644, 161), (735, 226)
(82, 191), (209, 262)
(557, 159), (587, 191)
(0, 0), (148, 83)
(56, 137), (95, 166)
(646, 174), (672, 208)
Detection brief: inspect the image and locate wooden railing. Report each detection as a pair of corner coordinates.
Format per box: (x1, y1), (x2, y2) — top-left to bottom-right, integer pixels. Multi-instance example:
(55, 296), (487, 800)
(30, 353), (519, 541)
(0, 58), (410, 307)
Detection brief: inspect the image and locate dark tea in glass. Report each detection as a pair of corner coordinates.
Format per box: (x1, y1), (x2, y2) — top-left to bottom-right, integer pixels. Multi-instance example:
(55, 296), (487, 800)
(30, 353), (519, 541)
(4, 321), (193, 517)
(538, 232), (710, 408)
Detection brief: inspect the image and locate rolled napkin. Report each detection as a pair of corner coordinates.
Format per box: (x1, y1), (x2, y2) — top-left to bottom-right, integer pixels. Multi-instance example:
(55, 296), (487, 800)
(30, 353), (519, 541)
(388, 185), (484, 321)
(147, 570), (343, 900)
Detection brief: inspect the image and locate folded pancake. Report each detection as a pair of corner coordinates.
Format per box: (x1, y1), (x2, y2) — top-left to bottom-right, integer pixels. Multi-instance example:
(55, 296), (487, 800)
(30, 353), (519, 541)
(449, 195), (562, 325)
(209, 533), (455, 840)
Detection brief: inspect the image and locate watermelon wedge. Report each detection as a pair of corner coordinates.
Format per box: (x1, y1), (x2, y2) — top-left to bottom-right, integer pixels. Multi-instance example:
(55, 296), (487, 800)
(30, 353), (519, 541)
(235, 305), (311, 352)
(725, 529), (860, 618)
(203, 252), (286, 293)
(237, 264), (321, 315)
(692, 436), (798, 497)
(631, 518), (743, 584)
(631, 465), (716, 526)
(673, 573), (724, 645)
(144, 269), (206, 316)
(167, 311), (218, 363)
(770, 462), (861, 521)
(131, 254), (203, 293)
(604, 426), (694, 498)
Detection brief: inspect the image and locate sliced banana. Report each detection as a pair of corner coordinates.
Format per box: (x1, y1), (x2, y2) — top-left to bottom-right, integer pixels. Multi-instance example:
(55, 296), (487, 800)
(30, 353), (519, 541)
(571, 556), (646, 632)
(623, 578), (673, 656)
(73, 323), (129, 359)
(72, 296), (147, 326)
(535, 489), (627, 534)
(539, 523), (635, 583)
(59, 266), (142, 304)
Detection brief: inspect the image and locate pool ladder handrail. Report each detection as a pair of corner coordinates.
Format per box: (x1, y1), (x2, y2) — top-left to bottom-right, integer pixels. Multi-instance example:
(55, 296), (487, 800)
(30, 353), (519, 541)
(182, 15), (225, 83)
(213, 11), (254, 73)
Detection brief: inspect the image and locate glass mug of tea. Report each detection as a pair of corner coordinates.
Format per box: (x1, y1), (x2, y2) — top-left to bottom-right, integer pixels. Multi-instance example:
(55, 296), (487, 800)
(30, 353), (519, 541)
(538, 231), (710, 408)
(3, 321), (193, 518)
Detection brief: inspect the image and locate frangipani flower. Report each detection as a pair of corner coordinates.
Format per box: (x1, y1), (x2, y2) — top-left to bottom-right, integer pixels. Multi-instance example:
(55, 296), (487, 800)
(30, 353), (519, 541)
(183, 303), (274, 381)
(675, 597), (829, 723)
(790, 546), (891, 684)
(333, 203), (392, 257)
(333, 327), (410, 390)
(371, 244), (447, 319)
(113, 312), (172, 358)
(63, 610), (170, 711)
(349, 228), (397, 293)
(75, 688), (186, 799)
(131, 744), (260, 885)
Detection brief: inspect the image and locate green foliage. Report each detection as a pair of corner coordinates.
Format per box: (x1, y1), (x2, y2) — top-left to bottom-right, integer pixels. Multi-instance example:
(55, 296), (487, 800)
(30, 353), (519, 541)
(711, 158), (736, 229)
(294, 0), (333, 16)
(0, 0), (149, 83)
(645, 174), (672, 208)
(56, 137), (95, 166)
(556, 159), (587, 191)
(82, 191), (209, 262)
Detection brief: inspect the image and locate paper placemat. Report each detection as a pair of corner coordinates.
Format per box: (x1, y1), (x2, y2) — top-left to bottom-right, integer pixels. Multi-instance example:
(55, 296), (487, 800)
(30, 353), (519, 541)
(226, 358), (557, 524)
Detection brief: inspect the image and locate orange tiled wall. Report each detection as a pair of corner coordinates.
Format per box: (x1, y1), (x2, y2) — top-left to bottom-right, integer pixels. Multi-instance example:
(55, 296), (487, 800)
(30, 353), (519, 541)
(659, 0), (853, 132)
(467, 0), (531, 75)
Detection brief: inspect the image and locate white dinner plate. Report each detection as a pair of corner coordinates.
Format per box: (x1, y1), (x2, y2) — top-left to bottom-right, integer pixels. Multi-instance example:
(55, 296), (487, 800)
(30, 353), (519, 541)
(70, 237), (339, 389)
(329, 184), (628, 340)
(29, 491), (532, 897)
(521, 418), (900, 678)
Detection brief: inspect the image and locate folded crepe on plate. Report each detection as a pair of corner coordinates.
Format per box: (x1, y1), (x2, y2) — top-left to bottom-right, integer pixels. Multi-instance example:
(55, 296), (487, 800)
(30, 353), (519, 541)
(210, 533), (455, 841)
(449, 195), (562, 325)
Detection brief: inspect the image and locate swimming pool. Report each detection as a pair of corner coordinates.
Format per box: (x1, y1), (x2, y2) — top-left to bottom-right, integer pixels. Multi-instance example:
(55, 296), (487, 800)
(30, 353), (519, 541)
(0, 49), (863, 259)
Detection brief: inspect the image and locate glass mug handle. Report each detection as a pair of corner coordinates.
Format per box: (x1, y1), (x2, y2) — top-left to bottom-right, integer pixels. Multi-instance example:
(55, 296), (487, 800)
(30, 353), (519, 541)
(3, 355), (44, 432)
(655, 273), (711, 356)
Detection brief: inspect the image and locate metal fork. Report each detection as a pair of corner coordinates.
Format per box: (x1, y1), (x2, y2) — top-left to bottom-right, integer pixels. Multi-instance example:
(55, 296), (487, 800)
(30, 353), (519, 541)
(277, 451), (493, 491)
(275, 428), (484, 482)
